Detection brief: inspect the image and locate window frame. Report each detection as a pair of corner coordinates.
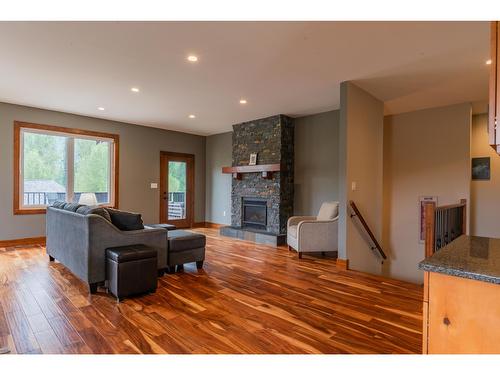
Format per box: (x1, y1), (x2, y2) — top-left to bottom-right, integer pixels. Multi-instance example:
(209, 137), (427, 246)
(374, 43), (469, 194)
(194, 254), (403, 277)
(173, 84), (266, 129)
(14, 121), (120, 215)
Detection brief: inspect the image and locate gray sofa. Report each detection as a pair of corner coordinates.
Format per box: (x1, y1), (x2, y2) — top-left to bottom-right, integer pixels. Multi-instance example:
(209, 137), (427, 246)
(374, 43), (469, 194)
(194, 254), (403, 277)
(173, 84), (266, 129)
(46, 206), (168, 292)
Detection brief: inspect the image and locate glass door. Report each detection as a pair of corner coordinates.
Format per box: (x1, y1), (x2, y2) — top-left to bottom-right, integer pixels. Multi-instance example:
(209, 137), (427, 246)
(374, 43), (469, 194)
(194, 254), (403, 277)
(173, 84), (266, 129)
(160, 152), (194, 228)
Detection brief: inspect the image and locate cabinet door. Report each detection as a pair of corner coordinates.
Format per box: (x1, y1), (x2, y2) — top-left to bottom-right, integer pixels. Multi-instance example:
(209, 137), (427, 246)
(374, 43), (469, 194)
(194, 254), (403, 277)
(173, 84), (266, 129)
(427, 272), (500, 354)
(489, 22), (497, 147)
(490, 21), (500, 147)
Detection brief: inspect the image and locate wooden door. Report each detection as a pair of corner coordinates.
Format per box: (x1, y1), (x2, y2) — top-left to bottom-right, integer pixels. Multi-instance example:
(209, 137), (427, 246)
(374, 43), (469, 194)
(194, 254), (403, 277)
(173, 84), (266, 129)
(160, 152), (194, 228)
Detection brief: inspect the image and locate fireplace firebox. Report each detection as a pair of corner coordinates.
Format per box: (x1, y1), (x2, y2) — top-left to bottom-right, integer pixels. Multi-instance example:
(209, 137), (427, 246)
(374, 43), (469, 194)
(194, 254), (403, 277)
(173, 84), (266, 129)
(242, 198), (267, 230)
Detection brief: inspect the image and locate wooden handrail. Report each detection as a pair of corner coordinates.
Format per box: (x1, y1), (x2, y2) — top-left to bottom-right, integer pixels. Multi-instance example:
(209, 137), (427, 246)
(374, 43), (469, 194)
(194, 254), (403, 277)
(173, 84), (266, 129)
(435, 202), (467, 211)
(348, 200), (387, 260)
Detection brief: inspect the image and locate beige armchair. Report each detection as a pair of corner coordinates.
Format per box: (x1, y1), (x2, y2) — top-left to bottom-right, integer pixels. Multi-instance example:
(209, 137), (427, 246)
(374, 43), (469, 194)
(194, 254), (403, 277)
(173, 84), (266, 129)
(287, 201), (339, 259)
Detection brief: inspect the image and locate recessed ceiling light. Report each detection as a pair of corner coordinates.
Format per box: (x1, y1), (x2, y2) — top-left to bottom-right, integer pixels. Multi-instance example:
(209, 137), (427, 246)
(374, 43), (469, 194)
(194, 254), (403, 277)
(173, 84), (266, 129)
(187, 55), (198, 62)
(486, 59), (493, 65)
(188, 114), (196, 119)
(131, 87), (140, 92)
(97, 107), (105, 111)
(239, 99), (248, 104)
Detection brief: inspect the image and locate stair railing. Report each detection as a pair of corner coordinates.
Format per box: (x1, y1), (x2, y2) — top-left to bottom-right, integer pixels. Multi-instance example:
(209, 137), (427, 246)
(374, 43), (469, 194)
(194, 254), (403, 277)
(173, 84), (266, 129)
(424, 199), (467, 257)
(348, 200), (387, 262)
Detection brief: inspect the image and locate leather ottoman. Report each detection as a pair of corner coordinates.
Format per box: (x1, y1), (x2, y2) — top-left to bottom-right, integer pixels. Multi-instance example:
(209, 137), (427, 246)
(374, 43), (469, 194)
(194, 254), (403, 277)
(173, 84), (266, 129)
(106, 244), (158, 301)
(167, 230), (206, 273)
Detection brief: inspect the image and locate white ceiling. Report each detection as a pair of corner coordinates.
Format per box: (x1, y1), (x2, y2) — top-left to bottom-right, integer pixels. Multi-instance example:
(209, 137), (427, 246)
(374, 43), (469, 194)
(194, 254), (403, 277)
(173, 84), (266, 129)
(0, 21), (490, 135)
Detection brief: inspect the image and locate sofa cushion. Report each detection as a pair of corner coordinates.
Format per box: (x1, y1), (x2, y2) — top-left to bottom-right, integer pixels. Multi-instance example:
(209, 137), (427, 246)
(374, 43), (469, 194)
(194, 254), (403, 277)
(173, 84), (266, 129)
(106, 208), (144, 231)
(76, 205), (112, 222)
(288, 225), (298, 238)
(51, 200), (67, 209)
(168, 230), (206, 253)
(63, 203), (84, 212)
(317, 201), (339, 220)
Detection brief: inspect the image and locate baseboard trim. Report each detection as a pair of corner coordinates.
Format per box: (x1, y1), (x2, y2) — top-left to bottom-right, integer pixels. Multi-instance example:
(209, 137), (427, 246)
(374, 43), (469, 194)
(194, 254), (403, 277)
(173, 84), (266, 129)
(191, 222), (207, 228)
(205, 222), (223, 229)
(336, 258), (349, 270)
(0, 236), (46, 247)
(192, 222), (224, 229)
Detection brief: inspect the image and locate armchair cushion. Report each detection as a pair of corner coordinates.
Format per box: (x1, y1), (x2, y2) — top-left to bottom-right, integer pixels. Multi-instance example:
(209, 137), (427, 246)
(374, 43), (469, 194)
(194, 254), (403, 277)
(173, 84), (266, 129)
(317, 201), (339, 220)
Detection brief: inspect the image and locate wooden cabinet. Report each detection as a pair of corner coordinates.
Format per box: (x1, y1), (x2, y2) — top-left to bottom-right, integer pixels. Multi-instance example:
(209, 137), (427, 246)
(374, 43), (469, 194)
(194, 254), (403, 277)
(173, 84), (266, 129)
(489, 21), (500, 152)
(423, 271), (500, 354)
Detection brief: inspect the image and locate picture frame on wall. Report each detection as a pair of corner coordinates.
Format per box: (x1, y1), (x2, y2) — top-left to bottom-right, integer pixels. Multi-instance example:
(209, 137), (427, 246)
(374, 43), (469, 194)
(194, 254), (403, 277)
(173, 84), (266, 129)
(249, 152), (258, 166)
(472, 157), (490, 180)
(419, 196), (438, 243)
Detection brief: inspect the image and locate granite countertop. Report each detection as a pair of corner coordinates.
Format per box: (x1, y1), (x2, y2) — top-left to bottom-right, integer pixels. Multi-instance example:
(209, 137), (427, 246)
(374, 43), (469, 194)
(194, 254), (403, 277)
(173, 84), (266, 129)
(419, 235), (500, 284)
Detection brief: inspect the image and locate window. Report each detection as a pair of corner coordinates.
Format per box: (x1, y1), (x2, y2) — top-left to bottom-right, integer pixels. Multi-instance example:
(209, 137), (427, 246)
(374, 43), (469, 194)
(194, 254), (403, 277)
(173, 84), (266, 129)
(14, 121), (119, 214)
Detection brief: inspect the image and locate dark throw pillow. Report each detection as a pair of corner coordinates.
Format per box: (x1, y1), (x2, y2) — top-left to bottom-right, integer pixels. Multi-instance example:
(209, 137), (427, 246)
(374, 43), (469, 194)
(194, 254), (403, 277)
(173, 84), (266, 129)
(106, 208), (144, 231)
(63, 203), (84, 212)
(76, 205), (112, 222)
(51, 200), (67, 209)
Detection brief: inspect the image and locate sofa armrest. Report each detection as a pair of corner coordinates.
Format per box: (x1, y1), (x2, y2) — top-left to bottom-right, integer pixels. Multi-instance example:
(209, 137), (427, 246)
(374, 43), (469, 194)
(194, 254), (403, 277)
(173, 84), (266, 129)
(288, 216), (317, 227)
(296, 217), (339, 252)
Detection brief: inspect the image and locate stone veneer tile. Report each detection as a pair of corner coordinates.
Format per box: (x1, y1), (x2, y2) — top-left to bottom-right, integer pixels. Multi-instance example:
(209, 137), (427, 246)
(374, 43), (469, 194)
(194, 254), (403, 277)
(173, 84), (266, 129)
(231, 114), (294, 234)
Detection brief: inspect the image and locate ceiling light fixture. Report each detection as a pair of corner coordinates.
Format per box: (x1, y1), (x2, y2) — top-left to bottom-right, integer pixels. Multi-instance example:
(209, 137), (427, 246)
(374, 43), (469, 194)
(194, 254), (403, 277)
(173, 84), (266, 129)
(486, 59), (493, 65)
(189, 114), (196, 119)
(187, 55), (198, 62)
(239, 99), (248, 104)
(131, 87), (140, 92)
(97, 107), (105, 111)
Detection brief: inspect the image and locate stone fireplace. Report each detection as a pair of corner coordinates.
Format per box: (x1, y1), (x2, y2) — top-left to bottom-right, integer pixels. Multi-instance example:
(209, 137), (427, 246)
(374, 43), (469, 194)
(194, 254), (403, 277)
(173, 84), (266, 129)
(220, 114), (294, 245)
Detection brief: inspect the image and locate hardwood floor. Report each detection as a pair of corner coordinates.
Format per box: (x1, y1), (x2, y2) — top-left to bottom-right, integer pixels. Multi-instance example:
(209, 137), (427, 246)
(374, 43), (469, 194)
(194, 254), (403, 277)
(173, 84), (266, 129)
(0, 228), (423, 354)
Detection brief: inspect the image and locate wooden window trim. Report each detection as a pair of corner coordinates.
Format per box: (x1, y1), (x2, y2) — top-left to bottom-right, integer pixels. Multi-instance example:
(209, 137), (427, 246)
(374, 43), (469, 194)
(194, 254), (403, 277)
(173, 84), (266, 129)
(14, 121), (120, 215)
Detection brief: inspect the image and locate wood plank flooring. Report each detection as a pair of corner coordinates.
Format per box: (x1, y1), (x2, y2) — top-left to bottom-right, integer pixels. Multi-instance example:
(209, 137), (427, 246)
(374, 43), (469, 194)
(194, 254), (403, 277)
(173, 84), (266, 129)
(0, 228), (423, 354)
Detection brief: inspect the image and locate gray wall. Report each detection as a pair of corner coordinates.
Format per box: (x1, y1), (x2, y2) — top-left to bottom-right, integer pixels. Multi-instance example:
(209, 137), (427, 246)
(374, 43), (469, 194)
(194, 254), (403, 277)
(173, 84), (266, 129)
(0, 102), (206, 241)
(294, 110), (340, 216)
(204, 111), (341, 224)
(205, 132), (232, 225)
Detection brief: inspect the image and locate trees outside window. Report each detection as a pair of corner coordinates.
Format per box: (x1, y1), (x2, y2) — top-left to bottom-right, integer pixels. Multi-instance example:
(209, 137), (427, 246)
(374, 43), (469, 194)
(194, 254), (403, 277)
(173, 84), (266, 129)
(15, 122), (119, 213)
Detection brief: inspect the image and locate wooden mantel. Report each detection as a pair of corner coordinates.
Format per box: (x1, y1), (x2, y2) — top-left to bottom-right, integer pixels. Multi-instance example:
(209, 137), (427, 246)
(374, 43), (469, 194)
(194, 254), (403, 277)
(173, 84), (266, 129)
(222, 164), (281, 179)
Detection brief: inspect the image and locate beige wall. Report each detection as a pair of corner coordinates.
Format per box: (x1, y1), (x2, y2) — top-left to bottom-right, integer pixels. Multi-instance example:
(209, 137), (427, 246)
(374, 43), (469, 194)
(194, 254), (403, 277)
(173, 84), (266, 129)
(0, 102), (206, 241)
(383, 103), (471, 283)
(470, 113), (500, 237)
(339, 82), (385, 275)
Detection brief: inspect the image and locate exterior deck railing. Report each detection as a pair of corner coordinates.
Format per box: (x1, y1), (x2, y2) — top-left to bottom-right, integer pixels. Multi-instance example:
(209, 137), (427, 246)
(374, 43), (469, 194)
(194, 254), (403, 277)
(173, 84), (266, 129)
(23, 192), (109, 206)
(168, 192), (185, 219)
(24, 191), (187, 220)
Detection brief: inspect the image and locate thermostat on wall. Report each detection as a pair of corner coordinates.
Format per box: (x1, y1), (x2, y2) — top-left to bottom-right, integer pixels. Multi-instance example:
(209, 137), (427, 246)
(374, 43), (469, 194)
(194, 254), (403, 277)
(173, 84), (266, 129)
(150, 183), (158, 189)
